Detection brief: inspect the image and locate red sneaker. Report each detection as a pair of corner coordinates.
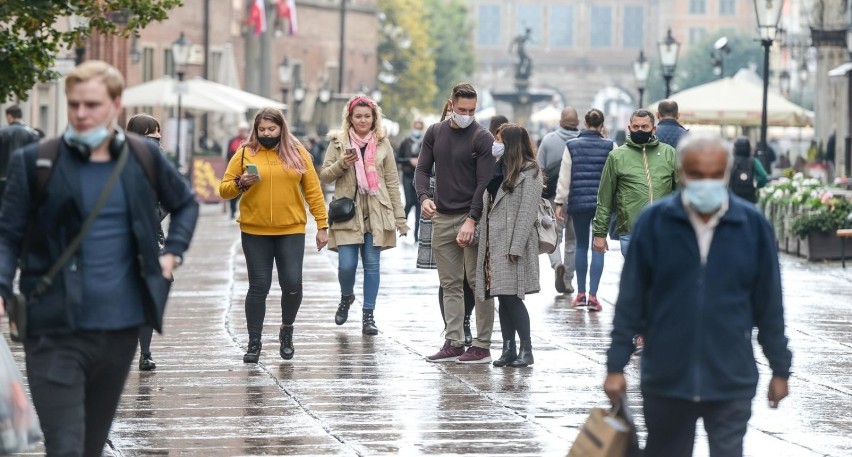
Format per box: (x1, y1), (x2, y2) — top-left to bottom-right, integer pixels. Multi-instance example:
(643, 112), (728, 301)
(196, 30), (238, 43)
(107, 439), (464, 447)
(587, 296), (602, 312)
(426, 341), (465, 363)
(456, 346), (492, 364)
(571, 293), (587, 307)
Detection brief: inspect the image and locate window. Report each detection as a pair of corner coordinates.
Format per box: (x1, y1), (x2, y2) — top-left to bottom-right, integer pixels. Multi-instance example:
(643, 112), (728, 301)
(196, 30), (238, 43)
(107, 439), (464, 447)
(516, 5), (542, 47)
(549, 5), (574, 47)
(719, 0), (736, 15)
(142, 48), (154, 82)
(477, 4), (501, 46)
(689, 0), (706, 14)
(210, 49), (223, 83)
(623, 6), (643, 48)
(689, 27), (707, 45)
(163, 49), (174, 77)
(590, 6), (612, 48)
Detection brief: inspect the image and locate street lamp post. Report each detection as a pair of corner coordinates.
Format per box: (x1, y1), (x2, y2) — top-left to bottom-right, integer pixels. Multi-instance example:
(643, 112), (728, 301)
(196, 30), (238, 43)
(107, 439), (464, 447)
(711, 37), (730, 79)
(632, 50), (650, 107)
(67, 14), (90, 65)
(752, 0), (785, 160)
(658, 29), (681, 98)
(798, 59), (809, 106)
(171, 33), (191, 174)
(318, 83), (332, 136)
(846, 28), (852, 178)
(293, 84), (306, 135)
(278, 57), (292, 109)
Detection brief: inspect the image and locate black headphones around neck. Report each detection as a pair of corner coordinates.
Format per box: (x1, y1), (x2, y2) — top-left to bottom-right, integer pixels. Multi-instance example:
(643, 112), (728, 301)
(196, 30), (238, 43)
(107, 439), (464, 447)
(63, 128), (126, 162)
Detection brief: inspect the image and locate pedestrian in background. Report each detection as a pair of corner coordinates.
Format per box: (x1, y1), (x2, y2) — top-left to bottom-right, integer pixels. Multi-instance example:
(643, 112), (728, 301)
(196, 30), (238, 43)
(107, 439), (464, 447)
(0, 105), (39, 198)
(397, 119), (425, 241)
(537, 107), (580, 295)
(320, 96), (408, 335)
(218, 107), (328, 363)
(654, 100), (688, 149)
(729, 136), (768, 203)
(225, 121), (249, 219)
(126, 113), (168, 371)
(592, 109), (678, 260)
(0, 60), (199, 456)
(477, 123), (541, 368)
(605, 133), (791, 457)
(554, 108), (615, 311)
(488, 115), (509, 137)
(416, 83), (496, 364)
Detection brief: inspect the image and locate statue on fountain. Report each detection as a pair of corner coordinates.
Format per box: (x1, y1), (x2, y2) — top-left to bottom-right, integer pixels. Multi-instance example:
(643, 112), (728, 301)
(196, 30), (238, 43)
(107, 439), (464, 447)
(509, 27), (533, 81)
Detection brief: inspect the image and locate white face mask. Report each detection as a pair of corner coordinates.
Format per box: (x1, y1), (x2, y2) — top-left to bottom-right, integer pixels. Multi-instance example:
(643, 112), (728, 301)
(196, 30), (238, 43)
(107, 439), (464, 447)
(449, 104), (475, 129)
(491, 142), (505, 158)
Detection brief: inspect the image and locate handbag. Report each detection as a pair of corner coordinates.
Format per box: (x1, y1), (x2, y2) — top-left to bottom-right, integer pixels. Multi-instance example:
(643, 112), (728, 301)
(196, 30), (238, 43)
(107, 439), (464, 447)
(0, 337), (42, 453)
(535, 197), (558, 255)
(327, 190), (358, 224)
(6, 142), (130, 342)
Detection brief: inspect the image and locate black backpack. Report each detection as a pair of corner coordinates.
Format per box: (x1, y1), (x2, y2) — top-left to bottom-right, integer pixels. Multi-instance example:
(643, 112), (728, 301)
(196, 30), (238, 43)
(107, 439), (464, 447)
(729, 156), (756, 203)
(542, 159), (561, 199)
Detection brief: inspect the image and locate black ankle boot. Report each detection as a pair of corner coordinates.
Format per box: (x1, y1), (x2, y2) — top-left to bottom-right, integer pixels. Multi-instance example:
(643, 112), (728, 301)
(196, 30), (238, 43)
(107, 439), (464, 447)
(243, 339), (262, 363)
(463, 314), (472, 347)
(279, 325), (294, 360)
(335, 295), (355, 325)
(509, 339), (534, 367)
(362, 309), (378, 335)
(492, 340), (517, 367)
(139, 352), (156, 371)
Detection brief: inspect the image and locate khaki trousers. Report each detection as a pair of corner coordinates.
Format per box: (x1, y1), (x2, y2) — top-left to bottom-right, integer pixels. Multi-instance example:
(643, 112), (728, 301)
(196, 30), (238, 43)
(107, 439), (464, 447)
(431, 212), (494, 348)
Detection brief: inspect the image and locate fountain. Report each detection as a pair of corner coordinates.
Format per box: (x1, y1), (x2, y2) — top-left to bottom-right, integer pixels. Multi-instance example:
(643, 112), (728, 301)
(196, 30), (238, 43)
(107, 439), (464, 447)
(492, 28), (555, 126)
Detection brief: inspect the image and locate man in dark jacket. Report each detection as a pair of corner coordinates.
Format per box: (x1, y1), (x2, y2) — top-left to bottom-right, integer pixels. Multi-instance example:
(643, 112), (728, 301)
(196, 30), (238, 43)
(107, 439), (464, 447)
(654, 99), (687, 149)
(0, 61), (199, 457)
(604, 133), (792, 457)
(0, 105), (39, 197)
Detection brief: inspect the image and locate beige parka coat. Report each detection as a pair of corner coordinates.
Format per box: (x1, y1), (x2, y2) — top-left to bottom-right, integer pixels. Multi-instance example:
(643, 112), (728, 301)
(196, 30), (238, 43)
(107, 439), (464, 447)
(319, 131), (408, 251)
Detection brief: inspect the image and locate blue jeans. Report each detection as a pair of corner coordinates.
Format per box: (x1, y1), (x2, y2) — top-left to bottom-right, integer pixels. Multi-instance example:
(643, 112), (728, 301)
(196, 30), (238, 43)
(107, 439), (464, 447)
(337, 232), (381, 310)
(572, 211), (604, 295)
(644, 395), (752, 457)
(619, 234), (631, 257)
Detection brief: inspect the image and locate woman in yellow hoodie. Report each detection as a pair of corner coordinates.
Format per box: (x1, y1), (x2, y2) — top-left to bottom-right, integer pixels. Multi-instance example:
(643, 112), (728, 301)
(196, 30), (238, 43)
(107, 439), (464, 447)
(219, 108), (328, 363)
(320, 96), (408, 335)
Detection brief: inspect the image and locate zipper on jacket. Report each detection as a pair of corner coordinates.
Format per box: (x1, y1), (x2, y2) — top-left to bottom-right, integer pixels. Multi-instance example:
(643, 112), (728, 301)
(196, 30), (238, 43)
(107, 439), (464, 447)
(694, 264), (706, 402)
(642, 146), (654, 203)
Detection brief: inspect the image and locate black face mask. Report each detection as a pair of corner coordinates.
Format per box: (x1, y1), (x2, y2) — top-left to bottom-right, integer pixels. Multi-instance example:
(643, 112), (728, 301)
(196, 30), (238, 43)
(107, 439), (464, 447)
(258, 136), (281, 149)
(629, 129), (653, 145)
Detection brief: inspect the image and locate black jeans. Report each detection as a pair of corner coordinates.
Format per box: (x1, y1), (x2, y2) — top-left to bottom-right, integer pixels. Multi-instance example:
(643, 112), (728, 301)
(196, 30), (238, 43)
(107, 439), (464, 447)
(24, 328), (139, 457)
(138, 326), (153, 354)
(402, 173), (420, 240)
(644, 395), (752, 457)
(241, 232), (305, 340)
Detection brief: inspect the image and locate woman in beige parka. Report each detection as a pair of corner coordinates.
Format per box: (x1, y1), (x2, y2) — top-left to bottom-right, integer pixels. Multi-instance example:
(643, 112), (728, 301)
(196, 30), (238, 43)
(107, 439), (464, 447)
(319, 96), (408, 335)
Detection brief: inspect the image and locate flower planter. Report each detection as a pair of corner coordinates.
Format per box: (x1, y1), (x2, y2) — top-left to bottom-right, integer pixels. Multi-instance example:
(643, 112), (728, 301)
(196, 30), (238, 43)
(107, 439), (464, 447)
(797, 231), (845, 261)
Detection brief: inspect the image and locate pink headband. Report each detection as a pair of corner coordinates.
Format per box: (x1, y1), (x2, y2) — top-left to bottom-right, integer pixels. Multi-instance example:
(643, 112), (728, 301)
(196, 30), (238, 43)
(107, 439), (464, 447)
(348, 97), (374, 111)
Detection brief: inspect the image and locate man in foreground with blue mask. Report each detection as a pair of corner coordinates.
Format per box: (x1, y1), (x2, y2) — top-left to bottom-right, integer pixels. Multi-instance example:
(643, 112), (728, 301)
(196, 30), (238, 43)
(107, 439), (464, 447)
(0, 60), (199, 456)
(604, 133), (792, 457)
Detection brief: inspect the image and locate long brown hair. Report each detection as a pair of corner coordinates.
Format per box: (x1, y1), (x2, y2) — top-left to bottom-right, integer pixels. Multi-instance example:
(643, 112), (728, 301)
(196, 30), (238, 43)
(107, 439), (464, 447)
(245, 107), (305, 174)
(499, 123), (539, 192)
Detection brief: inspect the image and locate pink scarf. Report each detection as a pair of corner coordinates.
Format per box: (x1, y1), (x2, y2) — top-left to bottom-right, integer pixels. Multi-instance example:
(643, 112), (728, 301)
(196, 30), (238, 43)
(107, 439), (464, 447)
(348, 129), (380, 195)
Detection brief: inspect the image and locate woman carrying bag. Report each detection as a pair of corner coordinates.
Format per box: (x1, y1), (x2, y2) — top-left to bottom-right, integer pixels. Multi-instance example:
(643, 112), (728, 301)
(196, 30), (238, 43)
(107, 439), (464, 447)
(476, 124), (541, 368)
(320, 96), (408, 335)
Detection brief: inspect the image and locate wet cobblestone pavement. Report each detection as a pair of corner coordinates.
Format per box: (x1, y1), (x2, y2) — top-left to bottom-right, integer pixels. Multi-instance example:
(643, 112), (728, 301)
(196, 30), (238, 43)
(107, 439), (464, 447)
(6, 204), (852, 456)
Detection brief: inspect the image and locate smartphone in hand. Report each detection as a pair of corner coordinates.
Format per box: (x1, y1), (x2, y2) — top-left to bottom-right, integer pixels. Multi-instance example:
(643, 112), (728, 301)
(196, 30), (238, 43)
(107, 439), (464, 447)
(245, 164), (260, 178)
(345, 147), (357, 159)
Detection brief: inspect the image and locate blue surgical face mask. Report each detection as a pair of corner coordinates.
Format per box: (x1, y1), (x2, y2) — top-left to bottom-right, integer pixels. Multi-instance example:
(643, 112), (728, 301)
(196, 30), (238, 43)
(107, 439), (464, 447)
(63, 124), (111, 150)
(685, 179), (728, 214)
(491, 142), (505, 158)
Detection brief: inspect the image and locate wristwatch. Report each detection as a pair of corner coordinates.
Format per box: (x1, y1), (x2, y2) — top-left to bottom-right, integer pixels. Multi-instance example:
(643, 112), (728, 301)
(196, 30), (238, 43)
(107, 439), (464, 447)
(467, 214), (478, 223)
(173, 254), (184, 268)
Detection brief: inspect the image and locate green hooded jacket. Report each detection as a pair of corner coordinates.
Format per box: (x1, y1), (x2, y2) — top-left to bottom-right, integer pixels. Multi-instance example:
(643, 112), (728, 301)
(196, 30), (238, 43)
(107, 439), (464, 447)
(592, 136), (678, 238)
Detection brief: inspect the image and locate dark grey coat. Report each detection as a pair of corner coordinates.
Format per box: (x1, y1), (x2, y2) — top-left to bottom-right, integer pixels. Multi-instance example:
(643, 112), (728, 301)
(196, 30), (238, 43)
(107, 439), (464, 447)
(475, 167), (541, 301)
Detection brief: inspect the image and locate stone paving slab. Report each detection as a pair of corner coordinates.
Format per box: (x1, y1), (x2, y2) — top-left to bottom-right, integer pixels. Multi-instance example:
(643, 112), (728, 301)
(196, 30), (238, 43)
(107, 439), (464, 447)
(4, 204), (852, 456)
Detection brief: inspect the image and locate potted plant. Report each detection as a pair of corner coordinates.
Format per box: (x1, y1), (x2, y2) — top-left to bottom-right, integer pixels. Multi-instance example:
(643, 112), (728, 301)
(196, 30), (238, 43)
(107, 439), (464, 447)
(789, 191), (852, 260)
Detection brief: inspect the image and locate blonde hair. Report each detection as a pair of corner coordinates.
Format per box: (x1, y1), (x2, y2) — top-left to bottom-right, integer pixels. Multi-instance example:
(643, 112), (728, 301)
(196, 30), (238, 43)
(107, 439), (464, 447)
(65, 60), (125, 99)
(340, 96), (386, 141)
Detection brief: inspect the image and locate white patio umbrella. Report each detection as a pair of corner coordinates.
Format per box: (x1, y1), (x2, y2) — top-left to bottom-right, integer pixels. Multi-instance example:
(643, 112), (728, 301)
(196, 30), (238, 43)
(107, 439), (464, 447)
(121, 77), (246, 113)
(531, 105), (562, 123)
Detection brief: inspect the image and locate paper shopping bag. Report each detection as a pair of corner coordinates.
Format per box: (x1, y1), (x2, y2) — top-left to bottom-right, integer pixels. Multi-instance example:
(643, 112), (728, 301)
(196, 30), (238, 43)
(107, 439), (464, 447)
(567, 407), (630, 457)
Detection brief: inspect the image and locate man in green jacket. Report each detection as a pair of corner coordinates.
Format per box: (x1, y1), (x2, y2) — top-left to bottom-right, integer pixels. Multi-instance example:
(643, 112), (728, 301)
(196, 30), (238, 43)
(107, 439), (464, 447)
(592, 109), (678, 257)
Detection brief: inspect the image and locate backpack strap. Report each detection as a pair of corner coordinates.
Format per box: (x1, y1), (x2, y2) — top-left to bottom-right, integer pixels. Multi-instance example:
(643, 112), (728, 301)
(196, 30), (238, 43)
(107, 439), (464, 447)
(124, 133), (158, 190)
(34, 138), (62, 204)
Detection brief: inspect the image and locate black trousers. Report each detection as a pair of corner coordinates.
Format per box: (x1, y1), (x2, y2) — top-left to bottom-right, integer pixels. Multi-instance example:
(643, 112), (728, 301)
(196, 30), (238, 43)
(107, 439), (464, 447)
(644, 394), (752, 457)
(241, 232), (305, 340)
(402, 173), (419, 240)
(24, 328), (139, 457)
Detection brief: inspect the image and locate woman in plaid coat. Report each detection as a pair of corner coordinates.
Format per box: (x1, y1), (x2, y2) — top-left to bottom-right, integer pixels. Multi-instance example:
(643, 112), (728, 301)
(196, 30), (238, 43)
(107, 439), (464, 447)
(476, 124), (541, 368)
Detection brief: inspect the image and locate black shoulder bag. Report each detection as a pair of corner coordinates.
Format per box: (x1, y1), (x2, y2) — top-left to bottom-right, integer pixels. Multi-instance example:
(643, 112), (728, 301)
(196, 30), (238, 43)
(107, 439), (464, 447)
(328, 190), (357, 224)
(6, 142), (130, 342)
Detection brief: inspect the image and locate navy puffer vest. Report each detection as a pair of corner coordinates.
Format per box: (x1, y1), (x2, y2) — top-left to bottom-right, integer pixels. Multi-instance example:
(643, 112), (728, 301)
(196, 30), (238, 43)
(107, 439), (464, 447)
(567, 130), (612, 215)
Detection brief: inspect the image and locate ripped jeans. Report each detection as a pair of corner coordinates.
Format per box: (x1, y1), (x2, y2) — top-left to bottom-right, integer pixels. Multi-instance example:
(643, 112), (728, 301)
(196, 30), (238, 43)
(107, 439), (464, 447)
(241, 232), (305, 340)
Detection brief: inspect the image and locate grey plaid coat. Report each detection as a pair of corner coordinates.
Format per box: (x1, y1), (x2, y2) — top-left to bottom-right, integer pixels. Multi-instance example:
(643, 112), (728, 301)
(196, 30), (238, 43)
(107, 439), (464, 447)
(475, 167), (541, 301)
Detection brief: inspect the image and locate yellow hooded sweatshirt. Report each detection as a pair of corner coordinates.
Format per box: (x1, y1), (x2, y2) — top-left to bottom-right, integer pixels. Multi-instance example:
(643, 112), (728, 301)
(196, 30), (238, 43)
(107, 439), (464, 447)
(219, 144), (328, 235)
